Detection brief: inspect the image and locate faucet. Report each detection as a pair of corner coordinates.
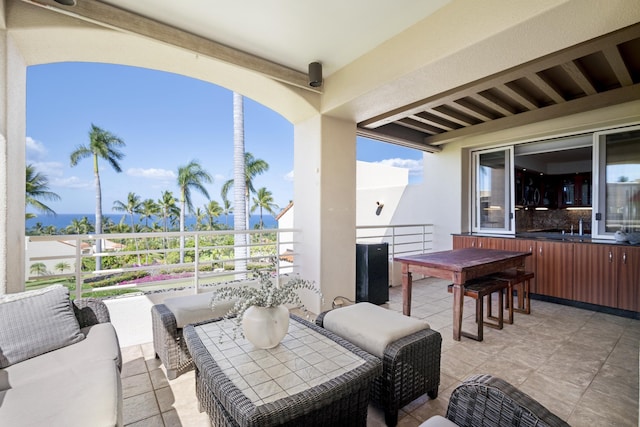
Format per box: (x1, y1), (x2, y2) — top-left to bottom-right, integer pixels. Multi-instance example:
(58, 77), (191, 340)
(570, 224), (574, 235)
(579, 217), (583, 236)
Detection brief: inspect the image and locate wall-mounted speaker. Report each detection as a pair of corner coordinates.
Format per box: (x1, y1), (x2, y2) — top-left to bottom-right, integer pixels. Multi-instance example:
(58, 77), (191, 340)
(308, 62), (323, 88)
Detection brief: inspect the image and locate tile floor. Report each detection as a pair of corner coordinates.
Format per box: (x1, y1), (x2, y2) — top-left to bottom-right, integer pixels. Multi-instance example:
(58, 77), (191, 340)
(119, 277), (639, 426)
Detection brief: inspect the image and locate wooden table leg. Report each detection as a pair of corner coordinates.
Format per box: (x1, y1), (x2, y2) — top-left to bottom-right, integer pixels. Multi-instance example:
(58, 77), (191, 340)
(452, 283), (463, 341)
(402, 266), (412, 316)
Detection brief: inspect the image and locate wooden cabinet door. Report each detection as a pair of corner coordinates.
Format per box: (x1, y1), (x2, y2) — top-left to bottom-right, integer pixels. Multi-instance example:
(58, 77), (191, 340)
(573, 244), (617, 308)
(617, 246), (640, 312)
(476, 237), (505, 249)
(453, 236), (477, 249)
(536, 241), (573, 299)
(502, 238), (537, 293)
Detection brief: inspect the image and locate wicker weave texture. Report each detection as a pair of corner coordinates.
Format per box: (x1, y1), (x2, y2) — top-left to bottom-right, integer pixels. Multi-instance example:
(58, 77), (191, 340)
(185, 315), (382, 427)
(316, 311), (442, 427)
(151, 303), (194, 379)
(446, 374), (570, 427)
(73, 297), (111, 327)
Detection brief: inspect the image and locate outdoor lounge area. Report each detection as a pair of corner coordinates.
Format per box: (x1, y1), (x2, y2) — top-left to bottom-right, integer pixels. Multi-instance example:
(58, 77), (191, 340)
(113, 277), (639, 427)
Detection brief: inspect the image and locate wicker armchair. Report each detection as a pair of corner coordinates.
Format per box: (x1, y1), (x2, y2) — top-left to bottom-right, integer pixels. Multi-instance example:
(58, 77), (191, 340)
(72, 297), (122, 370)
(152, 302), (196, 379)
(422, 374), (570, 427)
(316, 309), (441, 427)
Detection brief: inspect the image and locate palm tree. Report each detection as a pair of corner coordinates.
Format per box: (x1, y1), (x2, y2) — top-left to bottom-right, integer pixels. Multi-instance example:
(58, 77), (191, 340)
(30, 262), (47, 276)
(140, 199), (160, 231)
(230, 92), (247, 277)
(55, 261), (70, 274)
(158, 190), (179, 262)
(70, 124), (126, 271)
(177, 160), (212, 263)
(113, 192), (142, 265)
(65, 216), (94, 234)
(221, 152), (269, 230)
(194, 207), (206, 231)
(221, 192), (233, 228)
(251, 187), (279, 229)
(205, 200), (223, 230)
(26, 164), (60, 219)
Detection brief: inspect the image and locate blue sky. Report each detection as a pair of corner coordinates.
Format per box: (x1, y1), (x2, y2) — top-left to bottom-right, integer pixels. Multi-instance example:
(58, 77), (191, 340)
(26, 62), (423, 214)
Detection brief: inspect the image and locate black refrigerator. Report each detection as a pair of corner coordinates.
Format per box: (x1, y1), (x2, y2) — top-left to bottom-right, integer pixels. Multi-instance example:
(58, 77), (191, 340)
(355, 243), (389, 305)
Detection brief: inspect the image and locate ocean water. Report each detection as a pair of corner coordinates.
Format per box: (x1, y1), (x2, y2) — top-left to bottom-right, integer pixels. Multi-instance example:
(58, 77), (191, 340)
(26, 213), (277, 232)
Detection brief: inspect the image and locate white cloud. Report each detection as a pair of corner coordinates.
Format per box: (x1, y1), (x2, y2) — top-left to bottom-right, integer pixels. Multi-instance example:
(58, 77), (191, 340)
(284, 170), (294, 181)
(374, 158), (423, 176)
(52, 176), (93, 189)
(214, 174), (226, 183)
(26, 137), (48, 162)
(30, 161), (65, 177)
(126, 168), (176, 180)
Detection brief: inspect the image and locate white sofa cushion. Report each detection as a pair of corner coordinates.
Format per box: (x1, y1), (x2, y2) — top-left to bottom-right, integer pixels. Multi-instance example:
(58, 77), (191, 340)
(0, 323), (120, 391)
(0, 285), (84, 368)
(323, 302), (430, 358)
(0, 358), (122, 427)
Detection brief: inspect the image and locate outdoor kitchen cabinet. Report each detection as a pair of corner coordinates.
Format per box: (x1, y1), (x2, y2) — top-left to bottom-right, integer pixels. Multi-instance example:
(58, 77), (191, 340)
(573, 244), (618, 308)
(617, 246), (640, 312)
(535, 240), (574, 300)
(452, 235), (504, 249)
(502, 238), (537, 294)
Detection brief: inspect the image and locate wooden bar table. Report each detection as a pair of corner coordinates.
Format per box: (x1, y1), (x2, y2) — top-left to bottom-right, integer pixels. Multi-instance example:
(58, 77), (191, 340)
(395, 248), (531, 341)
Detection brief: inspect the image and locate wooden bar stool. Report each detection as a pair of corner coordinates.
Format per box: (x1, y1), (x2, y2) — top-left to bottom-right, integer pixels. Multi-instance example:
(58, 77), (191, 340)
(447, 278), (509, 341)
(490, 270), (534, 320)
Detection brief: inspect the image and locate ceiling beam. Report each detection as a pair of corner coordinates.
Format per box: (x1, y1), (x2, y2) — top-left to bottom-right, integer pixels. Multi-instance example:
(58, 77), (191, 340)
(359, 23), (640, 129)
(497, 84), (538, 110)
(21, 0), (320, 93)
(561, 61), (597, 95)
(414, 112), (460, 131)
(424, 84), (640, 145)
(357, 127), (442, 153)
(526, 73), (566, 104)
(603, 46), (634, 87)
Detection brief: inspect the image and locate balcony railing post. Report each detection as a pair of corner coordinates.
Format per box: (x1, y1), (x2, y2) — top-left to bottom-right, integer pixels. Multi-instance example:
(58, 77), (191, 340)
(194, 233), (200, 293)
(75, 236), (82, 300)
(276, 230), (281, 286)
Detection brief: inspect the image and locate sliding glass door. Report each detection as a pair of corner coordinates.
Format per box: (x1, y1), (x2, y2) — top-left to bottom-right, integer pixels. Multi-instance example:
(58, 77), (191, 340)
(593, 125), (640, 238)
(472, 147), (514, 233)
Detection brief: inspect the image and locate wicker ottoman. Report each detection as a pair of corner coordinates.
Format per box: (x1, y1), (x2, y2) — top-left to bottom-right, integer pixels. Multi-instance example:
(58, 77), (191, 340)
(152, 292), (237, 379)
(316, 302), (442, 427)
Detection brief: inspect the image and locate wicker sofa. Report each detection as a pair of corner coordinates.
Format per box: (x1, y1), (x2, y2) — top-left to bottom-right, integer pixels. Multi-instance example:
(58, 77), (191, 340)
(421, 374), (570, 427)
(0, 285), (122, 426)
(316, 302), (442, 427)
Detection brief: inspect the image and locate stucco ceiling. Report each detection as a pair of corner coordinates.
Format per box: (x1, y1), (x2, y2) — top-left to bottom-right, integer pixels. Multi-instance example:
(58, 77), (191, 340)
(13, 0), (640, 152)
(99, 0), (451, 77)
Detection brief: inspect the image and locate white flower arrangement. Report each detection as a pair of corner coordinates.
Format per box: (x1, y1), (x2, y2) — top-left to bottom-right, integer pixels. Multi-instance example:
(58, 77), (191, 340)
(210, 271), (322, 340)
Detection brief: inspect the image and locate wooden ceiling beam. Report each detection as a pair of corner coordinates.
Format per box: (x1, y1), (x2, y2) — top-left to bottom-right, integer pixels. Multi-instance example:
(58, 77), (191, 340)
(473, 92), (515, 117)
(497, 84), (538, 110)
(414, 112), (460, 131)
(21, 0), (319, 92)
(424, 84), (640, 145)
(359, 23), (640, 129)
(453, 99), (495, 121)
(398, 118), (442, 134)
(357, 127), (442, 153)
(431, 106), (480, 126)
(561, 61), (597, 95)
(526, 73), (566, 104)
(603, 46), (634, 86)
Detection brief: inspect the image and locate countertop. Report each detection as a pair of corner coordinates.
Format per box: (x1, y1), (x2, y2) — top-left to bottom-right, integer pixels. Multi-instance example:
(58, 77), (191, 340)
(453, 232), (640, 246)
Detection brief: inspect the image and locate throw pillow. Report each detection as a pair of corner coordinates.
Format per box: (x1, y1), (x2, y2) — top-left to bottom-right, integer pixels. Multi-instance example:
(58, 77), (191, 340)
(0, 285), (84, 367)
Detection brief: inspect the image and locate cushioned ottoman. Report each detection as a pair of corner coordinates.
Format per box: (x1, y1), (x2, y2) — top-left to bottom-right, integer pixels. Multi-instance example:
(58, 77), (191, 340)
(316, 302), (442, 427)
(152, 292), (238, 379)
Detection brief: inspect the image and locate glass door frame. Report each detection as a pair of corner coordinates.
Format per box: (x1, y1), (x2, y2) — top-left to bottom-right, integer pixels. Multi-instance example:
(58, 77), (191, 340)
(471, 146), (515, 234)
(592, 123), (640, 239)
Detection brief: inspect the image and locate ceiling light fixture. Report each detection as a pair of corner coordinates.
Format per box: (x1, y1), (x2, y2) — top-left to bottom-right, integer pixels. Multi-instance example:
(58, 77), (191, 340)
(308, 62), (323, 88)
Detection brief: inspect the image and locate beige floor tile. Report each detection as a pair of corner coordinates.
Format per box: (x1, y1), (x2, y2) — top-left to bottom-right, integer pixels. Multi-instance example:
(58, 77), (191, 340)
(574, 387), (639, 426)
(123, 391), (161, 425)
(122, 372), (154, 399)
(125, 414), (164, 427)
(122, 357), (150, 378)
(149, 367), (170, 390)
(155, 386), (177, 413)
(121, 345), (144, 363)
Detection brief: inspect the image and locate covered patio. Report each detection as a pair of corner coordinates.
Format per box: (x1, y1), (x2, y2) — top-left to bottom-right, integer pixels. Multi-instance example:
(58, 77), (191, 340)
(1, 1), (639, 426)
(111, 278), (639, 426)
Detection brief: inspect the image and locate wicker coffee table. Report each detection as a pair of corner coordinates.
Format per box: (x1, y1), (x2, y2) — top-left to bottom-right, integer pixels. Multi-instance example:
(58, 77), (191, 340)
(184, 314), (382, 427)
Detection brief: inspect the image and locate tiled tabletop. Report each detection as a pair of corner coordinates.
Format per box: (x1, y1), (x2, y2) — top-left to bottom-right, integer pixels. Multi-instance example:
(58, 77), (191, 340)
(194, 318), (366, 406)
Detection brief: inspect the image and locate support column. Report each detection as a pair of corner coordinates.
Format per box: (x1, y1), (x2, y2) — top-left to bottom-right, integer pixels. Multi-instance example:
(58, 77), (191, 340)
(0, 29), (27, 294)
(293, 115), (356, 314)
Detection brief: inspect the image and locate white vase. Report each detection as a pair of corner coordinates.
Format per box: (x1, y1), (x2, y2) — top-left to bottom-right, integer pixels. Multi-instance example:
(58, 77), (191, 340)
(241, 305), (290, 349)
